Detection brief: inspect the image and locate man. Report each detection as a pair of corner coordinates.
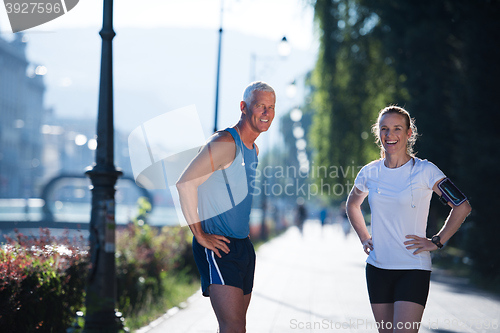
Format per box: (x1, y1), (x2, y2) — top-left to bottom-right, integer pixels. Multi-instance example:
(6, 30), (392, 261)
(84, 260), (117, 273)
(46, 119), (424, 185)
(176, 81), (276, 333)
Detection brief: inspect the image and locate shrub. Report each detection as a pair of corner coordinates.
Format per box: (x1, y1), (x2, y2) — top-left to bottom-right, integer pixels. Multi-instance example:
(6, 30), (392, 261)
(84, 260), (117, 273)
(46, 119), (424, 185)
(116, 223), (198, 329)
(0, 229), (88, 333)
(0, 224), (198, 332)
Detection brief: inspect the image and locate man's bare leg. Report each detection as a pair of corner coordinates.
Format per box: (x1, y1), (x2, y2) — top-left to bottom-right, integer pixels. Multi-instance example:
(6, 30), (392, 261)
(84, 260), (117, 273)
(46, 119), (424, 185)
(209, 284), (251, 333)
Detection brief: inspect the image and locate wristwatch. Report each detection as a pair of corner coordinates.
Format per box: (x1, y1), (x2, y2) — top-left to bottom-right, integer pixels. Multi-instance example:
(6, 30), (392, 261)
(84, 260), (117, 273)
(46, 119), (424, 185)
(431, 235), (443, 249)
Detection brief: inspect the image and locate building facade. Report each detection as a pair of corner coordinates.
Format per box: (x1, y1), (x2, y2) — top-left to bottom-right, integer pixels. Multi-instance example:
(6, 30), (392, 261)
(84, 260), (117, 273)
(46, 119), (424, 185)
(0, 34), (47, 198)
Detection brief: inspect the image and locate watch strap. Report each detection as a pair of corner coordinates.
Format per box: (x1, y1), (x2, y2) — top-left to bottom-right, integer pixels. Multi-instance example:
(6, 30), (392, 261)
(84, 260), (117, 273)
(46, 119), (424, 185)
(431, 235), (443, 249)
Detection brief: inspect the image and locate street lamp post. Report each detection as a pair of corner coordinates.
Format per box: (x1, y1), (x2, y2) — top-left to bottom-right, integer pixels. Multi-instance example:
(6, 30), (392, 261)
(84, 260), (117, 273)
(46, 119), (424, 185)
(250, 37), (290, 82)
(252, 37), (290, 240)
(83, 0), (123, 332)
(213, 0), (224, 133)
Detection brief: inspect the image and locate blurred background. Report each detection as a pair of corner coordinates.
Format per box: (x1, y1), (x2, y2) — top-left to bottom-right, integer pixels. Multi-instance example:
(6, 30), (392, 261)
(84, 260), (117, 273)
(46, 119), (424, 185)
(0, 0), (317, 230)
(1, 0), (499, 287)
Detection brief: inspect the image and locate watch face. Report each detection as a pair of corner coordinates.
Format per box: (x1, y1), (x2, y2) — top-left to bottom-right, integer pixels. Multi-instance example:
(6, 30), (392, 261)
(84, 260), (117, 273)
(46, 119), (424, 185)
(432, 236), (443, 248)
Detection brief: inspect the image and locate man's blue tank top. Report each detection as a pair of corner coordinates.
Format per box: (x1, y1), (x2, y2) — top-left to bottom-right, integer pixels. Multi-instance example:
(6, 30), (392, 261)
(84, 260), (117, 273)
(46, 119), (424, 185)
(197, 127), (258, 239)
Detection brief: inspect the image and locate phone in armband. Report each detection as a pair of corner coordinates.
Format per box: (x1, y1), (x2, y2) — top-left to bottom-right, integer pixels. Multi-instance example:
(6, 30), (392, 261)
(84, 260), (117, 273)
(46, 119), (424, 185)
(437, 178), (467, 206)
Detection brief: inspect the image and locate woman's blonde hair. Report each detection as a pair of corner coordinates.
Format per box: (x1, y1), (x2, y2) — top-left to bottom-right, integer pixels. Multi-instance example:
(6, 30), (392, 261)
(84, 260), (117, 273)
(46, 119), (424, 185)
(371, 106), (418, 158)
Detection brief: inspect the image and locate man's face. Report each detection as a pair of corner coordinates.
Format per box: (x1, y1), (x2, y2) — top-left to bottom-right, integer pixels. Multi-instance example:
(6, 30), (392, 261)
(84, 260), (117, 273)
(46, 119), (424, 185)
(244, 91), (276, 133)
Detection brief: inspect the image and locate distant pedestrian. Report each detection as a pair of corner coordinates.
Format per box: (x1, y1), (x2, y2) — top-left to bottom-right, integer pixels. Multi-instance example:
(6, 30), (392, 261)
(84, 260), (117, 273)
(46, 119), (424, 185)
(295, 197), (307, 235)
(346, 106), (471, 333)
(176, 81), (276, 333)
(319, 206), (328, 228)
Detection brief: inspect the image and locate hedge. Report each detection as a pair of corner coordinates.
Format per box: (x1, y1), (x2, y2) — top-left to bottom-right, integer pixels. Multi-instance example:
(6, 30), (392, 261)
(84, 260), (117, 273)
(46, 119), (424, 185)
(0, 225), (198, 332)
(0, 229), (88, 332)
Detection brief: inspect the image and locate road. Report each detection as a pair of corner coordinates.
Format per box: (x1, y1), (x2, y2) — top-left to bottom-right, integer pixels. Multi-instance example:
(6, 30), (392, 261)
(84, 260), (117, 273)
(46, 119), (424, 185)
(141, 221), (500, 333)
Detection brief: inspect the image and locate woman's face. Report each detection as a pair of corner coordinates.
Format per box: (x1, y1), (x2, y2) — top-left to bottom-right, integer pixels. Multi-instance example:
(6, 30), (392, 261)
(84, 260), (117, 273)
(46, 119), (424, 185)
(378, 113), (412, 156)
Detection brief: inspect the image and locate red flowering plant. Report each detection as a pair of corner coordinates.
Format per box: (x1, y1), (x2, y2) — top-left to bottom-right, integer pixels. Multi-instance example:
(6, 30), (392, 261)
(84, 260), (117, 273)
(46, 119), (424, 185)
(0, 228), (89, 332)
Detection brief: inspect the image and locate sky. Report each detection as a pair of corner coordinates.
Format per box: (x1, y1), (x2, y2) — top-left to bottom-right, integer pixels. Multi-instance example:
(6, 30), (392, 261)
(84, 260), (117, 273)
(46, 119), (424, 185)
(0, 0), (318, 51)
(0, 0), (319, 153)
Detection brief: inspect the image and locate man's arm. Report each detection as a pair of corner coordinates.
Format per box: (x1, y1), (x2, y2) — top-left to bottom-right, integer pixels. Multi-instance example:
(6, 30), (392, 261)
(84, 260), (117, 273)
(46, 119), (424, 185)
(176, 132), (236, 257)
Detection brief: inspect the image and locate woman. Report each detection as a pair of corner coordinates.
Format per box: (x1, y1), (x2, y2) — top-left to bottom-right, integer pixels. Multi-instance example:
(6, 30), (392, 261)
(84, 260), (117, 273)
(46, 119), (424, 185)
(346, 106), (471, 333)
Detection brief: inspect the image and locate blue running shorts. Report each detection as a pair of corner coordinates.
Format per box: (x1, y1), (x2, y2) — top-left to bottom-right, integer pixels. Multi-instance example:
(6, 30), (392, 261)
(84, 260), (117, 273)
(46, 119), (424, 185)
(192, 236), (256, 297)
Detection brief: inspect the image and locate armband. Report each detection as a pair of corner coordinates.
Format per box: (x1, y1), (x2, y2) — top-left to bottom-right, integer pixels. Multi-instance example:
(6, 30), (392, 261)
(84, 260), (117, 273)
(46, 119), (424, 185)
(437, 178), (467, 206)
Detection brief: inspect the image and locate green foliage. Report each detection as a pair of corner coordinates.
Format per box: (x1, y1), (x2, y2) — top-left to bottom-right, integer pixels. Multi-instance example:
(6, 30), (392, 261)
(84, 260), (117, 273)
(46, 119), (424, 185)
(0, 225), (200, 332)
(310, 0), (408, 196)
(115, 223), (198, 330)
(0, 229), (88, 333)
(312, 0), (500, 283)
(133, 197), (152, 225)
(359, 0), (500, 286)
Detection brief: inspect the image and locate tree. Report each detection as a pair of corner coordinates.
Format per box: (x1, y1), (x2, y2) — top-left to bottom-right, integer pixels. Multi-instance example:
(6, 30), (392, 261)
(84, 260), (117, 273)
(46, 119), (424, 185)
(364, 0), (500, 285)
(310, 0), (408, 198)
(311, 0), (500, 284)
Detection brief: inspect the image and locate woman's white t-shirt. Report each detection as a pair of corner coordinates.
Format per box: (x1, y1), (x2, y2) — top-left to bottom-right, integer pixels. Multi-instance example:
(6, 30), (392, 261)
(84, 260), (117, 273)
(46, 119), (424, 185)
(354, 157), (445, 271)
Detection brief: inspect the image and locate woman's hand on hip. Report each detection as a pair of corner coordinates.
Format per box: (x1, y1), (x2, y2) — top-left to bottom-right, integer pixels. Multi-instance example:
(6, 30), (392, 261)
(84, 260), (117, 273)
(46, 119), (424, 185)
(404, 235), (438, 254)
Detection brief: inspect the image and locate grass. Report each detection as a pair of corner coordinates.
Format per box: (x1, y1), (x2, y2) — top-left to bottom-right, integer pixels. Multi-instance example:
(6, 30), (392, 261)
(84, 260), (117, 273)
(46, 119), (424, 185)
(123, 228), (286, 332)
(66, 275), (201, 333)
(125, 274), (201, 331)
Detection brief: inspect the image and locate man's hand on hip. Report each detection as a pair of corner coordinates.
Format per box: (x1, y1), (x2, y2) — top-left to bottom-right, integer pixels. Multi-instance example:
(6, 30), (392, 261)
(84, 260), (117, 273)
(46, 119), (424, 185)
(197, 233), (231, 258)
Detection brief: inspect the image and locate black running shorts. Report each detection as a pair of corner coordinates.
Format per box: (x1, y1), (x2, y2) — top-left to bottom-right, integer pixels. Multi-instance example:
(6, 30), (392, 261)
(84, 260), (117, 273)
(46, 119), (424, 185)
(366, 263), (431, 306)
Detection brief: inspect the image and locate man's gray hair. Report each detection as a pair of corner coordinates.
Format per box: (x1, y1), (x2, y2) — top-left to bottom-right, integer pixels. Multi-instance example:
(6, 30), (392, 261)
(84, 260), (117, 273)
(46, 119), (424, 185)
(242, 81), (275, 106)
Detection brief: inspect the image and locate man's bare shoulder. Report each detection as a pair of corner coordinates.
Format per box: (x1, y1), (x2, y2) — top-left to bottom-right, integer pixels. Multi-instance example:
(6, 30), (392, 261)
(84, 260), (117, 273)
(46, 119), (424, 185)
(207, 130), (235, 144)
(203, 130), (236, 168)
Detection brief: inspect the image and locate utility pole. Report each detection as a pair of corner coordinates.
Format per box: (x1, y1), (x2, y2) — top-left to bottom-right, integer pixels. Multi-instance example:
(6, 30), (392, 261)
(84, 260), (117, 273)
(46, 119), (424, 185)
(83, 0), (123, 332)
(213, 0), (223, 133)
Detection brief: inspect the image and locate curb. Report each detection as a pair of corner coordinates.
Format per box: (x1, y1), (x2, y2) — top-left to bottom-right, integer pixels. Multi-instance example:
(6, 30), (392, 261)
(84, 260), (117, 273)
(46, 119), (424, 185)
(135, 291), (202, 333)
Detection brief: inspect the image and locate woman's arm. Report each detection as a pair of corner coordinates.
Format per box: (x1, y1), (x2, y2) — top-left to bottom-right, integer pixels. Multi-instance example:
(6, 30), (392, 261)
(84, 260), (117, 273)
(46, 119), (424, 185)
(405, 178), (472, 254)
(430, 179), (472, 244)
(346, 186), (372, 254)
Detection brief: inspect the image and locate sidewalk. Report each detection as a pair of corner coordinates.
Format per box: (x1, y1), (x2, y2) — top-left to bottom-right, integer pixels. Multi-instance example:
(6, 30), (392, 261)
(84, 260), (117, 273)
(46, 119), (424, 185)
(143, 221), (500, 333)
